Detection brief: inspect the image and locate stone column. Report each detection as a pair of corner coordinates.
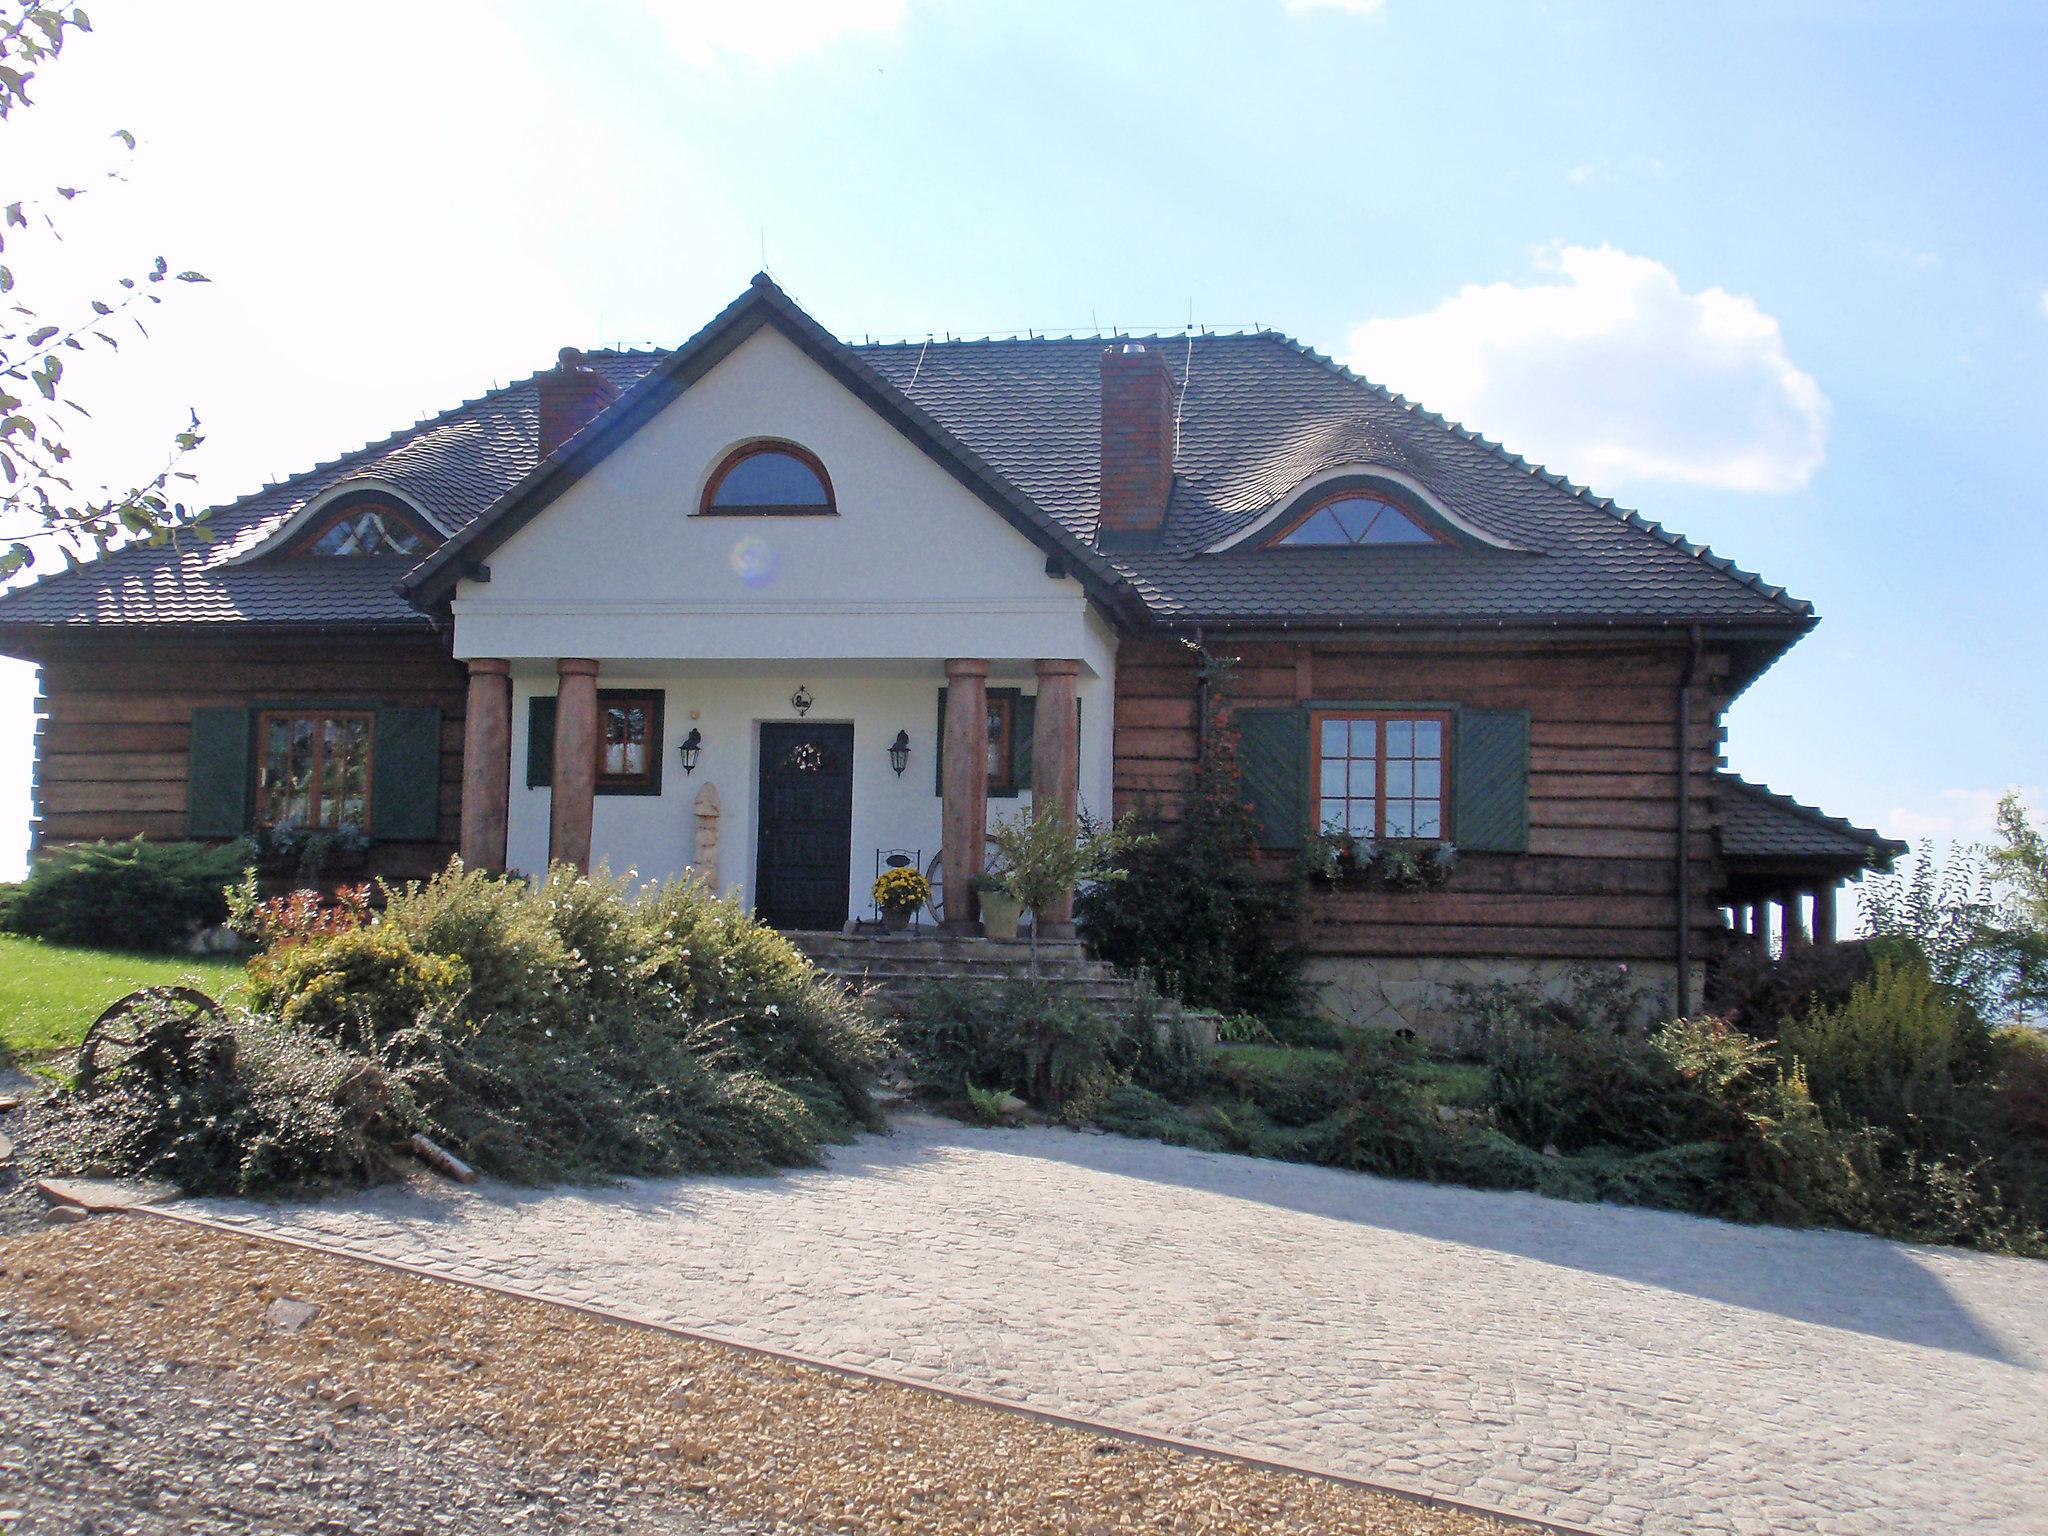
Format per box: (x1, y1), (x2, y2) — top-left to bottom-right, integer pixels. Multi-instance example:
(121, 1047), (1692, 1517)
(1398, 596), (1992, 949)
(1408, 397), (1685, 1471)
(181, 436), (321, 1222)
(941, 658), (990, 935)
(1031, 658), (1083, 939)
(458, 658), (512, 872)
(549, 658), (600, 874)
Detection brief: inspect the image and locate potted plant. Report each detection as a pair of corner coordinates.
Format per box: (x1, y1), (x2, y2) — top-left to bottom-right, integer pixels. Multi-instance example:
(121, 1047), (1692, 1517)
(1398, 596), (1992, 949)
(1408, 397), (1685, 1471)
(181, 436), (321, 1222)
(872, 865), (931, 933)
(987, 798), (1148, 972)
(972, 870), (1024, 941)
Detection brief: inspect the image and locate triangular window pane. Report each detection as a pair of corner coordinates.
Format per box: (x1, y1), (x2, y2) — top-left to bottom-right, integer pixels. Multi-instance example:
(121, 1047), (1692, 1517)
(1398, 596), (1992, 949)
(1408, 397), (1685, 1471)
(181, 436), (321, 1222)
(1357, 503), (1438, 544)
(1276, 505), (1353, 545)
(306, 508), (426, 557)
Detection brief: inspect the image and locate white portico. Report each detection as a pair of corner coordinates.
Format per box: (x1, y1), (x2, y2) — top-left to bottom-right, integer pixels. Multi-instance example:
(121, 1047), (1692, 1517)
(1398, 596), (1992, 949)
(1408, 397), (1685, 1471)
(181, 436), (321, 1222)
(436, 302), (1122, 934)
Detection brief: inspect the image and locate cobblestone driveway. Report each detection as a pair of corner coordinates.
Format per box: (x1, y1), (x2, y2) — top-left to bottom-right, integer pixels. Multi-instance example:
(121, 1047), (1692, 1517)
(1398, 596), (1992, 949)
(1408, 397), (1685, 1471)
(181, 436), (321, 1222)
(192, 1118), (2048, 1536)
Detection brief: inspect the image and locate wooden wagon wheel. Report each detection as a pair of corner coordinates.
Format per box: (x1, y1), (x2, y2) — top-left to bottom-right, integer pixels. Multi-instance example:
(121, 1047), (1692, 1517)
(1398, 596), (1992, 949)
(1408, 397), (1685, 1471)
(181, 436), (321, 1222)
(923, 836), (1008, 926)
(75, 985), (228, 1093)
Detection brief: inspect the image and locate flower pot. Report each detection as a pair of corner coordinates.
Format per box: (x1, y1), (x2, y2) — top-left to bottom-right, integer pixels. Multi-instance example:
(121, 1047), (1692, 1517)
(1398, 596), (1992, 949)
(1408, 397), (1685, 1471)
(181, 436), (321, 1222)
(881, 903), (914, 933)
(979, 888), (1024, 941)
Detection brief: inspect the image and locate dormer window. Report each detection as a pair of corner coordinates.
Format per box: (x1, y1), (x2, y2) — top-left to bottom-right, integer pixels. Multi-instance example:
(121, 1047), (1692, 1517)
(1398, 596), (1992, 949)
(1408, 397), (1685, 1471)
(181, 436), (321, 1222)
(698, 441), (835, 516)
(288, 496), (435, 558)
(1266, 491), (1446, 548)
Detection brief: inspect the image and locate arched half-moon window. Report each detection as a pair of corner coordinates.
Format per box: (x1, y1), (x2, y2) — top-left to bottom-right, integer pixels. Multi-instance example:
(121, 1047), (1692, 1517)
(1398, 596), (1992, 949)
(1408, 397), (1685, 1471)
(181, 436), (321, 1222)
(1265, 490), (1447, 548)
(287, 495), (437, 557)
(698, 441), (836, 516)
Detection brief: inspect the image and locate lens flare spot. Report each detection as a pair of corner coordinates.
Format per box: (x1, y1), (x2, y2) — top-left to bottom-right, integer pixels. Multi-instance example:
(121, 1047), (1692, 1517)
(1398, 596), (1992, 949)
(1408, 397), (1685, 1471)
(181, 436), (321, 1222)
(729, 536), (778, 587)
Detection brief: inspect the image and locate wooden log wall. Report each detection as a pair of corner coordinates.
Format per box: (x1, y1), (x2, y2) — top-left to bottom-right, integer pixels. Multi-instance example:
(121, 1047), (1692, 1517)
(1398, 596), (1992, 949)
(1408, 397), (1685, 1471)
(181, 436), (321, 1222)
(1112, 635), (1729, 963)
(26, 631), (467, 881)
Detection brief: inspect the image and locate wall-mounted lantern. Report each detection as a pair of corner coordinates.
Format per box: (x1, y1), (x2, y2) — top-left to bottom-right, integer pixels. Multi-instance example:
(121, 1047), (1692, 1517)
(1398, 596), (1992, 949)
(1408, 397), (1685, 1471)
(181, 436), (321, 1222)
(677, 727), (703, 774)
(888, 730), (912, 777)
(791, 685), (814, 716)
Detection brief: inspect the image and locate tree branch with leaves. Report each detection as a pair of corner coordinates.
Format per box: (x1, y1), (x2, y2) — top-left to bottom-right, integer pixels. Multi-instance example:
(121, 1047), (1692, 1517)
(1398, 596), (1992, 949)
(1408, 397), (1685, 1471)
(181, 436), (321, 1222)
(1, 2), (210, 579)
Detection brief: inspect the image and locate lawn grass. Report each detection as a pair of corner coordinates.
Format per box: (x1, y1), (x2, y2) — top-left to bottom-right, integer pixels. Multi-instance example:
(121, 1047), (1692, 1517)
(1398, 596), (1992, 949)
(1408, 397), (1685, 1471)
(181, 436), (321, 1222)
(0, 934), (246, 1062)
(1414, 1058), (1490, 1107)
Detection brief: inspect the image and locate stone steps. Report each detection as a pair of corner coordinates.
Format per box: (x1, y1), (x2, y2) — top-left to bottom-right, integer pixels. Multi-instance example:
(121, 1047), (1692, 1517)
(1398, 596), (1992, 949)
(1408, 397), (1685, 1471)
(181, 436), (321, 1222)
(786, 930), (1143, 1016)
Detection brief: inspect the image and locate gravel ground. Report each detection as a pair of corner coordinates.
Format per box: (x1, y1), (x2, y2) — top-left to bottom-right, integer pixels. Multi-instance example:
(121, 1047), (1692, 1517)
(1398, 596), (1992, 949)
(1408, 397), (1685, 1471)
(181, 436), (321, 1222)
(0, 1070), (45, 1241)
(0, 1216), (1526, 1536)
(0, 1311), (758, 1535)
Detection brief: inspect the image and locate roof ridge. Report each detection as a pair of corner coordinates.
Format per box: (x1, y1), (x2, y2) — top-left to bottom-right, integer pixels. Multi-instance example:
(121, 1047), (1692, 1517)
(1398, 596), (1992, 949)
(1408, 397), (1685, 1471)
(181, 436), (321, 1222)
(1262, 331), (1816, 621)
(851, 330), (1268, 349)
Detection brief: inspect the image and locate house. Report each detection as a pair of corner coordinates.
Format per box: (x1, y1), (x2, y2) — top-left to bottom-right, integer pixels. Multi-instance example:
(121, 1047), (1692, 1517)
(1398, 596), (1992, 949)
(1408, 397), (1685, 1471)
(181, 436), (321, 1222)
(0, 275), (1903, 1029)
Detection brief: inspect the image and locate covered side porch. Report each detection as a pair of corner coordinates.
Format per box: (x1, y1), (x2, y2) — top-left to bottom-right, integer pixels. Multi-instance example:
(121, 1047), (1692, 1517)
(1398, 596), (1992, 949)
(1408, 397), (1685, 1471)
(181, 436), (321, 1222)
(1713, 773), (1908, 953)
(451, 651), (1110, 938)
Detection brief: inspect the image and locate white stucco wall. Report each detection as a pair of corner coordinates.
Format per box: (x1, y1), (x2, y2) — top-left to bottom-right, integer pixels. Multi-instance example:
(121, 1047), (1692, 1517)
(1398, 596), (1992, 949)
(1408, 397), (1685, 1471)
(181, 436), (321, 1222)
(505, 660), (1115, 922)
(456, 316), (1123, 924)
(452, 324), (1112, 676)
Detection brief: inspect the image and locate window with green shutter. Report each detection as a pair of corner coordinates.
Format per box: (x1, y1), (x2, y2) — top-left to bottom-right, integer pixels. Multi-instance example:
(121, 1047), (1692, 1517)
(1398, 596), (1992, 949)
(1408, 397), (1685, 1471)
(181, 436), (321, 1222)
(1452, 708), (1530, 852)
(371, 707), (442, 841)
(187, 707), (253, 838)
(1235, 708), (1308, 849)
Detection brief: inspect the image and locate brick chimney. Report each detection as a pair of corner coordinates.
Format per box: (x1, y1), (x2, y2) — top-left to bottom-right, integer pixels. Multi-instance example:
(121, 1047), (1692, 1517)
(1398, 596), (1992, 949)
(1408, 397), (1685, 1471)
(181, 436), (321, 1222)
(1098, 343), (1175, 541)
(536, 347), (620, 459)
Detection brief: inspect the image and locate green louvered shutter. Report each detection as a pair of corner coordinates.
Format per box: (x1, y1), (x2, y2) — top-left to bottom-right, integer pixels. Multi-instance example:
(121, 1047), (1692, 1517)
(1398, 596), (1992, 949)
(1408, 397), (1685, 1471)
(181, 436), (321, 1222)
(186, 707), (252, 838)
(932, 687), (947, 796)
(527, 696), (557, 788)
(1454, 708), (1530, 853)
(1010, 693), (1036, 796)
(372, 707), (442, 841)
(1236, 708), (1308, 849)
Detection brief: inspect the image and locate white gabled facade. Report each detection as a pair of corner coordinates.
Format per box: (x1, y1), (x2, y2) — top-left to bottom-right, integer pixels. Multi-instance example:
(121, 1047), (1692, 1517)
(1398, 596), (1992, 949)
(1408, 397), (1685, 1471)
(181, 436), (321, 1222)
(449, 322), (1117, 920)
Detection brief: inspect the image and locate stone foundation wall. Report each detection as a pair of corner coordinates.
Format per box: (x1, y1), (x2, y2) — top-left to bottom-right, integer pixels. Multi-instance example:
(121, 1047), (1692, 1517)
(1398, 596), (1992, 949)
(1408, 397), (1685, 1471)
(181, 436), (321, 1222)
(1304, 956), (1706, 1042)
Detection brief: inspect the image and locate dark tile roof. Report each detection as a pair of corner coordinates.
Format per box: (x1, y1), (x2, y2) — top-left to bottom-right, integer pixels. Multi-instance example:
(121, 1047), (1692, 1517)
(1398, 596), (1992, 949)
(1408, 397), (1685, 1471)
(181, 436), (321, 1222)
(1716, 772), (1907, 871)
(0, 279), (1816, 652)
(0, 353), (662, 632)
(861, 331), (1813, 629)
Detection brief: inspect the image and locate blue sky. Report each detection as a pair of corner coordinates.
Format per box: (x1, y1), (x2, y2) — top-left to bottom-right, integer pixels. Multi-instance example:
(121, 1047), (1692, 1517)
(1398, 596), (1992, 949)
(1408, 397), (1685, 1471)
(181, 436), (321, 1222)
(3, 0), (2044, 883)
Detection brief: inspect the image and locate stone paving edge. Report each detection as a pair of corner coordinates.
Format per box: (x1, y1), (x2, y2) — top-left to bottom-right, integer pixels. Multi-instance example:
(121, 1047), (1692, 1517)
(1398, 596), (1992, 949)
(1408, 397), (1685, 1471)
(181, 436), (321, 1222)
(129, 1201), (1619, 1536)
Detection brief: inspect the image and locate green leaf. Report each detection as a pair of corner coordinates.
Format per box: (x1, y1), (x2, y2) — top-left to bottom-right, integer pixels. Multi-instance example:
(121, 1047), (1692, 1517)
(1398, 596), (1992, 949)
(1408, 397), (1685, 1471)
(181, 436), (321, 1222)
(0, 266), (10, 292)
(4, 204), (24, 228)
(112, 127), (135, 149)
(26, 324), (56, 346)
(90, 298), (111, 314)
(174, 271), (209, 283)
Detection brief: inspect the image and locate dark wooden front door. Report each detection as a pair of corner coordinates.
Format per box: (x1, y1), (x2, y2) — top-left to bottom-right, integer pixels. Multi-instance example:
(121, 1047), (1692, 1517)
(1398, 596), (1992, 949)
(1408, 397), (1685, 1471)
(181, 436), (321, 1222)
(755, 722), (855, 932)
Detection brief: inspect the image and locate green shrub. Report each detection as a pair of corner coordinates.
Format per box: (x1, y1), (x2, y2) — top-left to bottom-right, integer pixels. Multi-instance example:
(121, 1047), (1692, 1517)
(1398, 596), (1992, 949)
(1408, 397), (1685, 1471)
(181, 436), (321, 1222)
(1205, 1045), (1350, 1127)
(1078, 651), (1303, 1017)
(39, 860), (886, 1195)
(376, 862), (573, 1020)
(413, 999), (826, 1183)
(4, 839), (246, 950)
(1778, 957), (1982, 1142)
(28, 996), (423, 1196)
(901, 979), (1129, 1119)
(246, 926), (470, 1049)
(1705, 939), (1879, 1037)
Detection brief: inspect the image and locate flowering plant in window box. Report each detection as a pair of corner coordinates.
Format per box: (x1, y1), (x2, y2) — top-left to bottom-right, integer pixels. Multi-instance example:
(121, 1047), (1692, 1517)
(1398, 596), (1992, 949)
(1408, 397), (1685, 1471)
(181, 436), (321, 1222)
(1298, 827), (1456, 891)
(239, 818), (372, 882)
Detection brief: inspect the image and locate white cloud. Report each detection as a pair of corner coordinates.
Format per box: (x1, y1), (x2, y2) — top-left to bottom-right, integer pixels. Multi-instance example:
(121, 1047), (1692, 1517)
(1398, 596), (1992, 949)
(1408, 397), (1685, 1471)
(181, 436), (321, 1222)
(1284, 0), (1387, 14)
(1345, 244), (1831, 494)
(641, 0), (909, 66)
(1885, 786), (2039, 848)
